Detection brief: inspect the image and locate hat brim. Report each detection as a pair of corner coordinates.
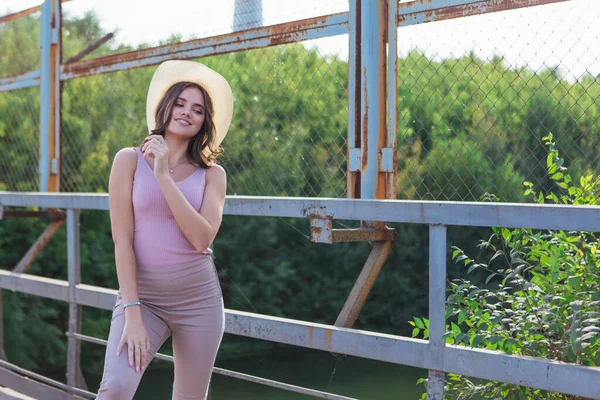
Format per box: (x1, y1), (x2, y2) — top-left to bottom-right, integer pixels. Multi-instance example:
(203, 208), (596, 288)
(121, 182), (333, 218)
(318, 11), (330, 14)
(146, 60), (233, 158)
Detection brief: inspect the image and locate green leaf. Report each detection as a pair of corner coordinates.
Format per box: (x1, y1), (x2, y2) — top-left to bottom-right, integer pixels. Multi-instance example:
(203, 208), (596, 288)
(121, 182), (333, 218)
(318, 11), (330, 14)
(445, 307), (453, 320)
(489, 250), (504, 263)
(414, 317), (425, 329)
(458, 309), (467, 325)
(485, 273), (497, 285)
(471, 335), (484, 348)
(412, 328), (420, 338)
(501, 228), (511, 241)
(455, 254), (468, 264)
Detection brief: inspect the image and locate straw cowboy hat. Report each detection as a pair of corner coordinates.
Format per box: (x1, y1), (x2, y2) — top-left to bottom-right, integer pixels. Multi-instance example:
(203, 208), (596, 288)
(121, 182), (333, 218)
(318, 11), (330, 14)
(146, 60), (234, 155)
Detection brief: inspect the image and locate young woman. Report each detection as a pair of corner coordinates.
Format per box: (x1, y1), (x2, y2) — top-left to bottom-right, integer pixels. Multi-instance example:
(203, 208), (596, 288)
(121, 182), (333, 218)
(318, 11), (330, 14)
(96, 60), (233, 400)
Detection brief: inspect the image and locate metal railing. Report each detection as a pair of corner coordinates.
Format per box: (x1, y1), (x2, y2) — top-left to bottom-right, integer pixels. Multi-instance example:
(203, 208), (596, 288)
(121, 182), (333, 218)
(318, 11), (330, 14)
(1, 192), (600, 399)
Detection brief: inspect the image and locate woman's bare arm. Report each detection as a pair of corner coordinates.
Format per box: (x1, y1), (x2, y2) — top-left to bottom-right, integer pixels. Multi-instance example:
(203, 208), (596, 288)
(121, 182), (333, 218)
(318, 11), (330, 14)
(108, 148), (143, 321)
(156, 164), (227, 252)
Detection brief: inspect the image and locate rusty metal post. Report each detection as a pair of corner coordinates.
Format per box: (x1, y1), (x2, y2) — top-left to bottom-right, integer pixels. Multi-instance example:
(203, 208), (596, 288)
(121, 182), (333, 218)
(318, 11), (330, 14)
(347, 0), (361, 199)
(39, 0), (62, 192)
(386, 0), (398, 200)
(66, 209), (87, 390)
(360, 0), (387, 203)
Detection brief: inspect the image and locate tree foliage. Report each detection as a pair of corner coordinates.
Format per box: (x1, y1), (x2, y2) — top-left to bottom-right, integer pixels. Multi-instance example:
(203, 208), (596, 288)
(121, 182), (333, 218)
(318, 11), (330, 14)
(412, 135), (600, 399)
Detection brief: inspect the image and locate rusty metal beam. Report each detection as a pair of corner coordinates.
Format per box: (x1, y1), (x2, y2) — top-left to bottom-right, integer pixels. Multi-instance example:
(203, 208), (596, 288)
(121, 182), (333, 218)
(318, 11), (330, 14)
(60, 12), (348, 80)
(0, 0), (71, 24)
(0, 71), (41, 92)
(12, 219), (64, 274)
(0, 360), (93, 399)
(309, 216), (333, 243)
(335, 240), (394, 328)
(309, 219), (396, 243)
(0, 209), (65, 220)
(64, 33), (114, 64)
(332, 227), (396, 243)
(397, 0), (572, 26)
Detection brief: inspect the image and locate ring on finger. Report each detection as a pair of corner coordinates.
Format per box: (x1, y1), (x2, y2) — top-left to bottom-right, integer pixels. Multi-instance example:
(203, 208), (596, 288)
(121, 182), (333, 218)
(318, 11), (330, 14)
(136, 345), (142, 350)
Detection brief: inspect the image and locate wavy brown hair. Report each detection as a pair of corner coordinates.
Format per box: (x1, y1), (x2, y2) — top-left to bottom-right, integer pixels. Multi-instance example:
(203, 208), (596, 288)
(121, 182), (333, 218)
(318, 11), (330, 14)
(149, 81), (222, 168)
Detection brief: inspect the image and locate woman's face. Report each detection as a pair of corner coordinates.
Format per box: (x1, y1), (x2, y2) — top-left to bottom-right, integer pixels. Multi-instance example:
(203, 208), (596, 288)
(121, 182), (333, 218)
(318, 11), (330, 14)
(166, 86), (206, 138)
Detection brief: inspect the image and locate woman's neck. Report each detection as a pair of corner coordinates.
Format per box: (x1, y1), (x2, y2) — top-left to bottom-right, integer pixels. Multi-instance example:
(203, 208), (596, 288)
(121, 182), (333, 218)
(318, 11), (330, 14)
(164, 135), (190, 166)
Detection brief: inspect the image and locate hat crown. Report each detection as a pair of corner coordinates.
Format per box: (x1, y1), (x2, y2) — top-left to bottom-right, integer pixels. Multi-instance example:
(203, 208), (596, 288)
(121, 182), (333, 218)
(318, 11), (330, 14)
(146, 60), (233, 157)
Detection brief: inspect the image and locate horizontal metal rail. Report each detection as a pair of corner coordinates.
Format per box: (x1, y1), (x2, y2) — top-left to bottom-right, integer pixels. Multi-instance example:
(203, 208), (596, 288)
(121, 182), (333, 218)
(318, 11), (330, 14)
(60, 12), (348, 80)
(0, 359), (94, 398)
(1, 192), (600, 398)
(0, 268), (598, 398)
(2, 192), (600, 232)
(398, 0), (572, 26)
(0, 0), (72, 24)
(0, 70), (41, 92)
(68, 333), (357, 400)
(1, 0), (574, 92)
(0, 12), (347, 92)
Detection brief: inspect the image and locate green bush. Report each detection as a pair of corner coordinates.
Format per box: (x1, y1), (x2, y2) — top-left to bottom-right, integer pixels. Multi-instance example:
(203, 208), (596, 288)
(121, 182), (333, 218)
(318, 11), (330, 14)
(411, 134), (600, 399)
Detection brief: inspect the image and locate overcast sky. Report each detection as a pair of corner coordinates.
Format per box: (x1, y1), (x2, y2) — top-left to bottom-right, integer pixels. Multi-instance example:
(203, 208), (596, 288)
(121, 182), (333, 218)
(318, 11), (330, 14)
(3, 0), (600, 81)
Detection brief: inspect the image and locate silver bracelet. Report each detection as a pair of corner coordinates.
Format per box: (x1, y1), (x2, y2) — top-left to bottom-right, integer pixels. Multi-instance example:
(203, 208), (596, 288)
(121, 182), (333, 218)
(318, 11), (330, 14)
(123, 301), (141, 310)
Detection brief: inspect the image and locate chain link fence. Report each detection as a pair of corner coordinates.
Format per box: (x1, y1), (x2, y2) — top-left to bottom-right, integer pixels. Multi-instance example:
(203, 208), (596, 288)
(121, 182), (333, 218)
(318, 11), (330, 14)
(2, 1), (600, 201)
(0, 10), (41, 192)
(396, 0), (600, 202)
(60, 43), (348, 196)
(0, 86), (40, 192)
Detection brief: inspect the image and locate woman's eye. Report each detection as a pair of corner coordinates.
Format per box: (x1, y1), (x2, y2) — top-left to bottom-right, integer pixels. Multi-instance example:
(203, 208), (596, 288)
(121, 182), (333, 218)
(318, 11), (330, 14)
(175, 103), (183, 107)
(194, 110), (203, 115)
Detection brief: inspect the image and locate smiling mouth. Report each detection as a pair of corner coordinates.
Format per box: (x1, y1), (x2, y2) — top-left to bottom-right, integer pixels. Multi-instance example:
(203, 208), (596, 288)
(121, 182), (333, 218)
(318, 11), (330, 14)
(175, 119), (191, 126)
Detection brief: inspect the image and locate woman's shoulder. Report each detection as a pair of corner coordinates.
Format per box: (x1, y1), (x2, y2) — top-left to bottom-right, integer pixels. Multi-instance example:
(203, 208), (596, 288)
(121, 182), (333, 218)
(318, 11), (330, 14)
(112, 147), (139, 170)
(205, 163), (226, 185)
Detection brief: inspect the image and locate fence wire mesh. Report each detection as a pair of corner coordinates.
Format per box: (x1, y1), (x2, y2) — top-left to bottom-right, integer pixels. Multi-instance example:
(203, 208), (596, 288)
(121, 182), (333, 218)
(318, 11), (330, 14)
(396, 0), (600, 202)
(0, 87), (40, 192)
(0, 12), (40, 79)
(2, 1), (600, 202)
(61, 42), (348, 196)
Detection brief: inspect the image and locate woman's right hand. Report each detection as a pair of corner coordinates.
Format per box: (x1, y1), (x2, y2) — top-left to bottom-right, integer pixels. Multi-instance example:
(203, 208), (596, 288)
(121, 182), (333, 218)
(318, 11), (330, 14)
(116, 314), (150, 373)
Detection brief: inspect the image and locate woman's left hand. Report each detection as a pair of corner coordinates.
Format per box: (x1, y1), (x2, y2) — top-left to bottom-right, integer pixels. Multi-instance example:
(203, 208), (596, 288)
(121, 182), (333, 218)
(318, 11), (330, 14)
(141, 135), (169, 177)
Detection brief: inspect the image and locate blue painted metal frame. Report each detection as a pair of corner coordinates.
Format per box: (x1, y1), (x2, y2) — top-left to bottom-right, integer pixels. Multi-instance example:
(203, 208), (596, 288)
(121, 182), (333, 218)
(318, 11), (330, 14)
(1, 192), (600, 398)
(39, 0), (52, 192)
(360, 1), (386, 200)
(386, 0), (398, 198)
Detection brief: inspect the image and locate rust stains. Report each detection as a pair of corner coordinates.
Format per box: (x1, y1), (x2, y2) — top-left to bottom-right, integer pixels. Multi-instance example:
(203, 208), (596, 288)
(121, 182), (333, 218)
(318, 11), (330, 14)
(324, 329), (333, 351)
(398, 0), (569, 25)
(62, 12), (347, 78)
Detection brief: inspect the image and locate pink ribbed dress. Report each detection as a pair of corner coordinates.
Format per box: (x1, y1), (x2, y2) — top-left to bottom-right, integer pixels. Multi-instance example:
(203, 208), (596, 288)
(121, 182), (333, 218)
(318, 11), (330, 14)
(132, 147), (212, 267)
(97, 147), (224, 400)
